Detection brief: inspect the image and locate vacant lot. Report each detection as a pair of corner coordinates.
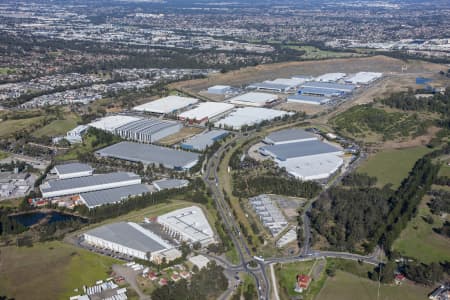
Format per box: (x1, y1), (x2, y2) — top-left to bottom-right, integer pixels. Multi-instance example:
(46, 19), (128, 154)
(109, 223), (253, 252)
(33, 113), (80, 138)
(316, 270), (430, 300)
(438, 163), (450, 177)
(392, 196), (450, 264)
(285, 45), (360, 60)
(357, 146), (432, 189)
(0, 116), (46, 138)
(0, 241), (119, 300)
(169, 56), (445, 95)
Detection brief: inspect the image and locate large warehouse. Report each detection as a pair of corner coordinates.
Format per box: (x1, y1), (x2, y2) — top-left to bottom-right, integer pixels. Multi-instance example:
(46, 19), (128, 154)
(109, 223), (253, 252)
(315, 73), (346, 82)
(345, 72), (382, 85)
(301, 81), (356, 92)
(114, 118), (182, 143)
(180, 129), (229, 151)
(278, 154), (344, 181)
(40, 172), (141, 198)
(215, 107), (288, 130)
(287, 94), (331, 105)
(157, 206), (215, 247)
(79, 184), (151, 209)
(228, 92), (278, 107)
(207, 85), (232, 95)
(52, 163), (93, 179)
(132, 96), (199, 114)
(83, 222), (180, 263)
(248, 81), (291, 93)
(264, 128), (317, 145)
(178, 102), (234, 123)
(298, 87), (344, 97)
(260, 140), (342, 161)
(96, 141), (199, 170)
(89, 115), (141, 132)
(259, 130), (344, 181)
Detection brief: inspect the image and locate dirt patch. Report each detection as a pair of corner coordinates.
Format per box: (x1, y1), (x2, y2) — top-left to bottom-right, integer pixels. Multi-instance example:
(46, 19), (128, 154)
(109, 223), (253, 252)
(169, 56), (445, 95)
(381, 126), (441, 150)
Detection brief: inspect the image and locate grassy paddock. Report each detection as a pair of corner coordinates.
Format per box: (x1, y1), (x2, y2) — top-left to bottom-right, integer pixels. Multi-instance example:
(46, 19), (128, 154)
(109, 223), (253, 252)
(315, 270), (430, 300)
(392, 196), (450, 264)
(0, 116), (46, 138)
(0, 241), (119, 300)
(32, 113), (80, 138)
(357, 146), (432, 188)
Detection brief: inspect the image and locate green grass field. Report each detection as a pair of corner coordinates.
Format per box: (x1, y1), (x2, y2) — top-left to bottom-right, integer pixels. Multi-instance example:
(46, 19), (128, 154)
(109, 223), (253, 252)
(0, 116), (46, 138)
(32, 113), (80, 138)
(284, 45), (359, 60)
(276, 260), (316, 298)
(0, 150), (9, 159)
(438, 163), (450, 177)
(315, 270), (430, 300)
(392, 196), (450, 264)
(0, 241), (119, 300)
(357, 146), (432, 188)
(0, 67), (15, 75)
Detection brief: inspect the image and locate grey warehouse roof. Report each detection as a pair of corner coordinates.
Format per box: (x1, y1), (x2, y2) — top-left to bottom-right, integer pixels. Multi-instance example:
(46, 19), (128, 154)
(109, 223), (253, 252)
(249, 82), (290, 91)
(266, 128), (316, 144)
(115, 118), (178, 136)
(261, 140), (341, 161)
(80, 184), (151, 208)
(153, 179), (189, 190)
(54, 163), (93, 175)
(85, 222), (167, 253)
(181, 130), (228, 151)
(41, 172), (140, 194)
(96, 141), (199, 169)
(302, 81), (356, 91)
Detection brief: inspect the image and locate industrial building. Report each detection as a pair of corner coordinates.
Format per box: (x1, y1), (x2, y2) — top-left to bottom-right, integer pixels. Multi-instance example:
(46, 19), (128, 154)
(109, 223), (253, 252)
(248, 81), (291, 93)
(178, 102), (234, 123)
(298, 87), (344, 97)
(132, 96), (199, 114)
(228, 92), (278, 107)
(79, 184), (151, 209)
(315, 73), (346, 82)
(152, 179), (189, 191)
(260, 140), (342, 161)
(287, 94), (331, 105)
(264, 128), (317, 145)
(249, 194), (288, 236)
(180, 129), (229, 151)
(157, 206), (215, 247)
(114, 118), (182, 143)
(301, 81), (356, 92)
(96, 141), (199, 170)
(40, 172), (141, 198)
(207, 85), (232, 95)
(65, 125), (89, 144)
(345, 72), (382, 85)
(83, 222), (180, 263)
(276, 227), (297, 248)
(89, 115), (142, 132)
(278, 154), (344, 181)
(52, 163), (94, 179)
(215, 107), (288, 130)
(259, 129), (344, 181)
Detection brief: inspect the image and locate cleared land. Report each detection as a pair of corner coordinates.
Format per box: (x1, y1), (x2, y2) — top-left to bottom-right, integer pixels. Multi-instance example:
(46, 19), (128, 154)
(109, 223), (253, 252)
(357, 146), (432, 189)
(316, 270), (430, 300)
(169, 56), (444, 95)
(438, 163), (450, 177)
(285, 45), (360, 60)
(32, 113), (80, 138)
(392, 196), (450, 264)
(0, 150), (9, 159)
(0, 241), (119, 300)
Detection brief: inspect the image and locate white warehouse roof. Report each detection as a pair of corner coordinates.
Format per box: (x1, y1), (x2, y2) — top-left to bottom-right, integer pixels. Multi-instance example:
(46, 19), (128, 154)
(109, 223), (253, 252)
(229, 92), (278, 107)
(287, 94), (331, 105)
(133, 96), (199, 114)
(315, 73), (346, 82)
(345, 72), (382, 84)
(279, 154), (344, 181)
(89, 115), (141, 132)
(215, 107), (288, 130)
(157, 206), (215, 246)
(265, 128), (317, 145)
(53, 163), (93, 178)
(178, 102), (234, 122)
